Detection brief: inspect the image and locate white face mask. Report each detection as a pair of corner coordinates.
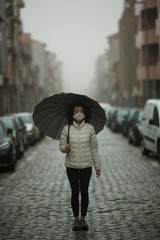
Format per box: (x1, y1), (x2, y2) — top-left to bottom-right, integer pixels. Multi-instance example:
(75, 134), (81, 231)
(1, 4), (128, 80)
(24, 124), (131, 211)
(73, 112), (85, 121)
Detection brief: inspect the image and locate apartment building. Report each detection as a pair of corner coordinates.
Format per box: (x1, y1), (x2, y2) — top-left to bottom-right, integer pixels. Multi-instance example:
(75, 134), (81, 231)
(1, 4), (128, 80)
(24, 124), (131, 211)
(135, 0), (160, 105)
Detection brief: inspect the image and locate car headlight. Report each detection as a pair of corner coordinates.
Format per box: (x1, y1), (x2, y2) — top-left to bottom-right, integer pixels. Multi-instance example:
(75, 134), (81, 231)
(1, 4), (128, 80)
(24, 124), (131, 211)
(0, 142), (10, 150)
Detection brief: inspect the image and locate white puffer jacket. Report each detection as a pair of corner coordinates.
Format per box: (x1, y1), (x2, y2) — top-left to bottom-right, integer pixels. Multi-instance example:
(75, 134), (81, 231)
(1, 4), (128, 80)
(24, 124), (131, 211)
(59, 120), (101, 170)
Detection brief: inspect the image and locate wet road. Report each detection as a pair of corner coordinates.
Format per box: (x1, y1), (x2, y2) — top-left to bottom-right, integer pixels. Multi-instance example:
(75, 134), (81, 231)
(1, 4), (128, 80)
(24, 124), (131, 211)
(0, 126), (160, 240)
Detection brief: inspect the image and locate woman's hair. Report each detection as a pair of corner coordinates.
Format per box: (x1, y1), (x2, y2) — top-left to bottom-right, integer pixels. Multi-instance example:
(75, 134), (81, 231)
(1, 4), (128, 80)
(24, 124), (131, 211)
(67, 101), (91, 124)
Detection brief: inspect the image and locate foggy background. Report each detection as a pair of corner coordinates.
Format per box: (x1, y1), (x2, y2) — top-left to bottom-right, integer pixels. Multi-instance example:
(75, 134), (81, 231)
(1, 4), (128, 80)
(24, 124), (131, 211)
(21, 0), (123, 95)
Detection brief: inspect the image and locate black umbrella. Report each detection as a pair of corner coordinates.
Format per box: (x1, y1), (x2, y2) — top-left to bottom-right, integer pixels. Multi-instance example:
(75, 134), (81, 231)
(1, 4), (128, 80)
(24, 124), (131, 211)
(32, 92), (106, 142)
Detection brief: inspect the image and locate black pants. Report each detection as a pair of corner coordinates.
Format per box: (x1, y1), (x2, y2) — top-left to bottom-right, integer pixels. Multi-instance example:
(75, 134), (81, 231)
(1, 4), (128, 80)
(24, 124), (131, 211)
(66, 166), (92, 217)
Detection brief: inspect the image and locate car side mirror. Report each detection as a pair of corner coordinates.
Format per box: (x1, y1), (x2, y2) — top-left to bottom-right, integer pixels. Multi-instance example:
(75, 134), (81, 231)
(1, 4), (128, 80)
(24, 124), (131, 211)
(7, 128), (12, 134)
(149, 119), (155, 125)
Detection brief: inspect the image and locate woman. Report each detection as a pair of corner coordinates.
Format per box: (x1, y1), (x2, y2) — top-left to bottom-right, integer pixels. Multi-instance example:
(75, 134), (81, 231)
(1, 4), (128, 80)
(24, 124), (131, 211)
(59, 102), (101, 230)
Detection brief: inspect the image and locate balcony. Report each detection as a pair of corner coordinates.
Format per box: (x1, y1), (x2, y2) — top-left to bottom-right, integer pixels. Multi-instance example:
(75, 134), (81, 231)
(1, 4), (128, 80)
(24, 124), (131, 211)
(3, 74), (13, 85)
(135, 0), (157, 16)
(17, 0), (25, 8)
(156, 18), (160, 36)
(136, 29), (158, 48)
(6, 4), (21, 22)
(7, 39), (13, 49)
(137, 64), (157, 80)
(157, 62), (160, 79)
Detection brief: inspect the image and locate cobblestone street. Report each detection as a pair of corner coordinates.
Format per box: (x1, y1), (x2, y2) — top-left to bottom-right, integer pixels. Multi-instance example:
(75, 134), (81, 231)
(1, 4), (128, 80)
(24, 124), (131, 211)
(0, 126), (160, 240)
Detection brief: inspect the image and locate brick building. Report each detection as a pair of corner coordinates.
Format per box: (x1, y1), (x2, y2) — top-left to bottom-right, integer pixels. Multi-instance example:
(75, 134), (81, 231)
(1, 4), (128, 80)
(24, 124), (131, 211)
(119, 0), (140, 107)
(135, 0), (160, 105)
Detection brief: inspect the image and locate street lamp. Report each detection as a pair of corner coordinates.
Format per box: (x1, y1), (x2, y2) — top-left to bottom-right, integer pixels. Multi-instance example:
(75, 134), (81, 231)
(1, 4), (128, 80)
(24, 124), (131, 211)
(135, 1), (150, 100)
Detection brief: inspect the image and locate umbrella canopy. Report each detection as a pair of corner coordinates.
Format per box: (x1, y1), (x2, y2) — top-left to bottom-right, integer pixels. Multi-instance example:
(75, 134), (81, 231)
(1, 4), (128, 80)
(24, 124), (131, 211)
(32, 92), (107, 140)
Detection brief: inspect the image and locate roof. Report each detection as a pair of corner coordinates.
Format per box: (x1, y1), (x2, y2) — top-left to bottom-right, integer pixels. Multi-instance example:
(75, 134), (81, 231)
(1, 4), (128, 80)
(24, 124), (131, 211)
(13, 112), (32, 116)
(107, 32), (119, 40)
(146, 99), (160, 107)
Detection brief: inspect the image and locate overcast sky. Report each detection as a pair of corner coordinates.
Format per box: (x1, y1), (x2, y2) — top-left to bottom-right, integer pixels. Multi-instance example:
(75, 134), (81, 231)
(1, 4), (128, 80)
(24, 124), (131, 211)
(21, 0), (124, 96)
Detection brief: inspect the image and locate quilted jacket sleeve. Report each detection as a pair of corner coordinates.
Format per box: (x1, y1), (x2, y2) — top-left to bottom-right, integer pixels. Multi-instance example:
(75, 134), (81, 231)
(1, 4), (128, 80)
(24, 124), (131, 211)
(59, 125), (68, 153)
(90, 125), (101, 170)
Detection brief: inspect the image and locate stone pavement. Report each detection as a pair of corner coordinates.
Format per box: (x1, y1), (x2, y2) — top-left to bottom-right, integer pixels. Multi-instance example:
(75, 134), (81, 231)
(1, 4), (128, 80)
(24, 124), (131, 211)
(0, 126), (160, 240)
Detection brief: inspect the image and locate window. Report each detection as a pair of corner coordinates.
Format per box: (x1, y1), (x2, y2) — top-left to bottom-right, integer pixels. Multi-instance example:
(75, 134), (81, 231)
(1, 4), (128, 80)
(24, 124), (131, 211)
(117, 109), (128, 117)
(20, 115), (32, 124)
(153, 107), (159, 126)
(143, 103), (153, 119)
(138, 111), (143, 121)
(2, 118), (14, 129)
(132, 111), (138, 121)
(129, 109), (136, 120)
(0, 123), (4, 135)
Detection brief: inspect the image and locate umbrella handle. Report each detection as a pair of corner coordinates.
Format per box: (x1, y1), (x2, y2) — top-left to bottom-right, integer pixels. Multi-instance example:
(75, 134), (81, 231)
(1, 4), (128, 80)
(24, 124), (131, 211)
(67, 124), (70, 144)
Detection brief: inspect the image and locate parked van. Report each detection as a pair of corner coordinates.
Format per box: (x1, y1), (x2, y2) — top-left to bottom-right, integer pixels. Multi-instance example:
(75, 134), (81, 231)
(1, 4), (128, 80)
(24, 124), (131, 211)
(141, 99), (160, 159)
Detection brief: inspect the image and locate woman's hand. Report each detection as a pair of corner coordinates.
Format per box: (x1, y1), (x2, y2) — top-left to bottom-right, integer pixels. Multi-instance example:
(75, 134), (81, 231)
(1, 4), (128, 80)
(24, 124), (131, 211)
(65, 144), (71, 151)
(96, 169), (101, 178)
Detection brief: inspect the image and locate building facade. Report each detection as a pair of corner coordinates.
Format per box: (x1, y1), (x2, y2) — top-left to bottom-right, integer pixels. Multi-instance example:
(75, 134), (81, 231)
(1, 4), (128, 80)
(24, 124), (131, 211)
(95, 53), (109, 103)
(135, 0), (160, 105)
(20, 33), (38, 112)
(156, 0), (160, 80)
(31, 39), (47, 99)
(0, 1), (63, 116)
(45, 52), (62, 96)
(0, 0), (8, 114)
(119, 0), (139, 107)
(107, 33), (120, 105)
(0, 0), (25, 115)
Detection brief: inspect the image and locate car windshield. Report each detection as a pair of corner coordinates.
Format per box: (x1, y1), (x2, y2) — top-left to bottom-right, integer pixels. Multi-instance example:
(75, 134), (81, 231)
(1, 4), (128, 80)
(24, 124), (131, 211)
(15, 118), (20, 127)
(117, 109), (128, 117)
(138, 111), (143, 121)
(20, 115), (32, 124)
(108, 108), (116, 114)
(129, 109), (136, 119)
(2, 118), (14, 129)
(0, 124), (4, 135)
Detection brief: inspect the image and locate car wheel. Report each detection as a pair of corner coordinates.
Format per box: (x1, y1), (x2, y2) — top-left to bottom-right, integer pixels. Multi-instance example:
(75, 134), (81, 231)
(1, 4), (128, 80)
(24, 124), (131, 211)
(141, 137), (149, 156)
(10, 163), (15, 171)
(21, 151), (24, 157)
(12, 143), (17, 164)
(9, 153), (16, 171)
(17, 150), (21, 160)
(20, 142), (25, 157)
(25, 144), (28, 150)
(132, 133), (137, 146)
(111, 122), (116, 132)
(128, 129), (133, 144)
(128, 137), (132, 144)
(122, 126), (125, 136)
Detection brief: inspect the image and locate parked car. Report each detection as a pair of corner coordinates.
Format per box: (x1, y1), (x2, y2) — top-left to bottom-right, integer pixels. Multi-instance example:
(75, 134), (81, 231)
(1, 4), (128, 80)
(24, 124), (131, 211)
(141, 99), (160, 159)
(128, 109), (143, 145)
(0, 120), (17, 170)
(106, 107), (117, 128)
(30, 112), (42, 142)
(9, 114), (28, 149)
(122, 108), (137, 137)
(15, 112), (40, 145)
(100, 102), (112, 120)
(110, 107), (129, 132)
(1, 116), (25, 159)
